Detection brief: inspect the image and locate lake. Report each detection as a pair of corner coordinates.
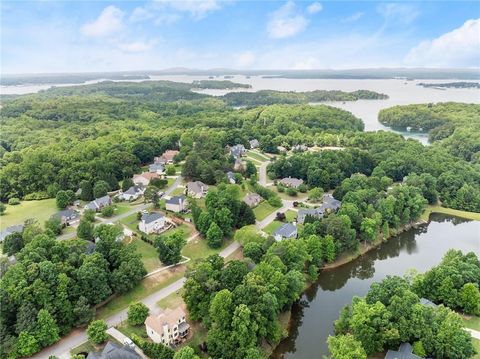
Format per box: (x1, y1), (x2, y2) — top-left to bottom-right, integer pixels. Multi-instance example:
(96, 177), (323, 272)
(271, 214), (480, 358)
(2, 75), (479, 144)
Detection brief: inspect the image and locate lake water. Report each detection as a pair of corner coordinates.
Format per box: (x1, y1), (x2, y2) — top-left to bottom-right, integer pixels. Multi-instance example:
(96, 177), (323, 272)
(1, 75), (479, 144)
(271, 214), (480, 358)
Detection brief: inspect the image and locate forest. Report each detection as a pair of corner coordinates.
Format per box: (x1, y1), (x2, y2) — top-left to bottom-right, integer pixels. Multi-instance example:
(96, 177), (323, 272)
(329, 250), (479, 358)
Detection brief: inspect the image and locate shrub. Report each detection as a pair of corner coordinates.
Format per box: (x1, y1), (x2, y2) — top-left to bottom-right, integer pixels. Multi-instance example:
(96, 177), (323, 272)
(8, 198), (20, 205)
(128, 303), (150, 325)
(286, 187), (298, 196)
(101, 205), (114, 217)
(86, 320), (108, 345)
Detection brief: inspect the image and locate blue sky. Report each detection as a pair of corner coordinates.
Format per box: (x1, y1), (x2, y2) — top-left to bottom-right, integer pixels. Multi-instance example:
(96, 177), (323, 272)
(1, 1), (479, 74)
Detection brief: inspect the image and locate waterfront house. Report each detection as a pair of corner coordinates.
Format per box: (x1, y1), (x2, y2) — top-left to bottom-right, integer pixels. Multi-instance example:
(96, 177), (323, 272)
(297, 194), (342, 224)
(385, 343), (422, 359)
(145, 307), (190, 345)
(138, 212), (165, 234)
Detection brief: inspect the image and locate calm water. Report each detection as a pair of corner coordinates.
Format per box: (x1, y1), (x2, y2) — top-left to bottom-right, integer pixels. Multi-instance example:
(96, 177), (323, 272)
(2, 75), (479, 144)
(271, 214), (480, 358)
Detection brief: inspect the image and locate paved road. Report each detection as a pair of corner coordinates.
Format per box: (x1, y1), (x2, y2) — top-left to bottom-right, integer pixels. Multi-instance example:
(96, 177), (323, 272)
(256, 199), (294, 229)
(466, 328), (480, 340)
(32, 239), (240, 359)
(57, 176), (183, 241)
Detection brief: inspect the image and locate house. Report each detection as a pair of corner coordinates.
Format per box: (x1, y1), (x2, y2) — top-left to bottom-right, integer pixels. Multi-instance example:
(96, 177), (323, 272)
(133, 172), (160, 186)
(279, 177), (304, 188)
(186, 181), (209, 198)
(0, 224), (24, 242)
(145, 307), (190, 345)
(52, 209), (80, 226)
(420, 298), (438, 308)
(385, 343), (422, 359)
(119, 185), (145, 201)
(230, 144), (246, 159)
(297, 194), (342, 224)
(273, 223), (297, 241)
(139, 212), (165, 234)
(165, 196), (187, 213)
(87, 341), (140, 359)
(84, 195), (111, 212)
(226, 171), (236, 184)
(277, 146), (287, 153)
(249, 139), (259, 149)
(244, 193), (262, 208)
(149, 163), (165, 174)
(154, 150), (179, 164)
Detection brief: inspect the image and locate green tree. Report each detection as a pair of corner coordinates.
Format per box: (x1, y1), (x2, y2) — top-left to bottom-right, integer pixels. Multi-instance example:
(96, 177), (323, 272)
(79, 180), (94, 201)
(322, 235), (336, 263)
(210, 289), (234, 330)
(0, 202), (6, 215)
(122, 178), (134, 192)
(34, 309), (60, 347)
(77, 219), (94, 240)
(128, 303), (150, 325)
(55, 190), (70, 209)
(45, 216), (62, 235)
(93, 180), (109, 198)
(155, 231), (186, 265)
(206, 222), (223, 248)
(243, 242), (264, 263)
(73, 296), (95, 327)
(459, 283), (480, 315)
(16, 331), (40, 357)
(77, 253), (112, 305)
(173, 346), (200, 359)
(83, 209), (96, 222)
(231, 304), (258, 357)
(86, 320), (108, 345)
(166, 165), (176, 176)
(101, 205), (114, 217)
(308, 187), (324, 202)
(2, 232), (24, 256)
(327, 334), (367, 359)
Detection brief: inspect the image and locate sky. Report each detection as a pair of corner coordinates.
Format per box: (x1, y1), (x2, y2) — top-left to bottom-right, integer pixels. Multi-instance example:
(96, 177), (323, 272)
(1, 1), (479, 74)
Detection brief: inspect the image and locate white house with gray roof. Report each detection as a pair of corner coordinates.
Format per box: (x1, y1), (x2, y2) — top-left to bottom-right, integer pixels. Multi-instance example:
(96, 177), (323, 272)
(118, 185), (145, 201)
(52, 209), (80, 226)
(84, 195), (111, 212)
(273, 223), (297, 241)
(165, 196), (187, 213)
(187, 181), (209, 198)
(0, 225), (24, 242)
(139, 212), (165, 234)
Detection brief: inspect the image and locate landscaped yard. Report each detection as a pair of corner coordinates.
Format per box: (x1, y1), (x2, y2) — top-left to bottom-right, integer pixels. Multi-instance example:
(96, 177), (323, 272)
(285, 209), (297, 222)
(97, 266), (186, 319)
(253, 201), (280, 221)
(1, 198), (57, 230)
(246, 150), (270, 162)
(156, 290), (184, 310)
(473, 339), (480, 359)
(117, 321), (148, 339)
(170, 187), (186, 196)
(271, 186), (308, 200)
(99, 203), (132, 218)
(120, 213), (139, 231)
(131, 238), (162, 272)
(263, 220), (283, 234)
(182, 237), (233, 269)
(463, 316), (480, 331)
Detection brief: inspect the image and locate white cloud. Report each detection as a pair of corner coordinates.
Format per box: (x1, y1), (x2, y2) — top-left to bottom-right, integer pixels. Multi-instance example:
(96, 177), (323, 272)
(130, 7), (155, 23)
(267, 1), (309, 39)
(307, 2), (322, 15)
(167, 0), (221, 20)
(118, 40), (156, 53)
(342, 12), (364, 23)
(81, 5), (125, 37)
(236, 51), (256, 67)
(377, 3), (419, 25)
(405, 19), (480, 67)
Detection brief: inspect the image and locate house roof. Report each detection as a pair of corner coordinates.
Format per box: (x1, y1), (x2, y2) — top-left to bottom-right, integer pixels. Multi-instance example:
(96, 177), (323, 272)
(230, 144), (245, 158)
(420, 298), (437, 307)
(244, 193), (262, 206)
(385, 343), (422, 359)
(297, 208), (324, 222)
(274, 223), (297, 238)
(162, 150), (179, 161)
(0, 224), (24, 242)
(149, 163), (165, 172)
(124, 185), (144, 195)
(279, 177), (304, 188)
(87, 341), (140, 359)
(187, 181), (208, 194)
(141, 212), (164, 224)
(134, 172), (159, 182)
(145, 307), (186, 334)
(166, 195), (185, 205)
(53, 209), (79, 219)
(227, 171), (235, 181)
(249, 139), (259, 147)
(321, 194), (341, 211)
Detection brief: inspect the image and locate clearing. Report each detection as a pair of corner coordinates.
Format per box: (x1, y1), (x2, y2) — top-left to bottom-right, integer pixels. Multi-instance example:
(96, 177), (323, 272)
(1, 199), (57, 230)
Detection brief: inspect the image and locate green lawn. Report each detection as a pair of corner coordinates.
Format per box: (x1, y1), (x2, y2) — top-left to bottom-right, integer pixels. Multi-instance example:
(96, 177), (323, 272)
(246, 150), (270, 162)
(263, 220), (283, 234)
(117, 321), (148, 339)
(271, 186), (308, 200)
(99, 204), (131, 219)
(182, 237), (233, 269)
(463, 316), (480, 331)
(245, 156), (263, 165)
(1, 199), (57, 230)
(473, 339), (480, 359)
(285, 209), (297, 222)
(170, 187), (186, 196)
(420, 205), (480, 222)
(156, 290), (184, 309)
(253, 201), (280, 221)
(131, 238), (162, 272)
(120, 213), (139, 231)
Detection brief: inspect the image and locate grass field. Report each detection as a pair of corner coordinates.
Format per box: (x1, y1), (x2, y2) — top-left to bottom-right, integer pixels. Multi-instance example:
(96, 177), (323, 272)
(120, 213), (139, 231)
(156, 290), (184, 309)
(463, 316), (480, 331)
(182, 237), (233, 269)
(117, 321), (148, 339)
(285, 209), (297, 222)
(131, 238), (162, 272)
(246, 150), (270, 162)
(1, 199), (57, 230)
(97, 266), (186, 319)
(170, 187), (186, 196)
(253, 201), (280, 221)
(270, 186), (308, 200)
(420, 205), (480, 222)
(473, 339), (480, 359)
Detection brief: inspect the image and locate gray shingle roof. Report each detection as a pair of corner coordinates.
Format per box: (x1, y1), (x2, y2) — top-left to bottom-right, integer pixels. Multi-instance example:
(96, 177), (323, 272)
(385, 343), (422, 359)
(420, 298), (437, 307)
(53, 209), (79, 220)
(124, 185), (143, 195)
(230, 144), (246, 158)
(166, 195), (185, 205)
(141, 212), (164, 224)
(279, 177), (304, 188)
(273, 223), (297, 239)
(0, 224), (24, 242)
(87, 341), (141, 359)
(187, 181), (208, 195)
(86, 195), (111, 210)
(149, 163), (164, 172)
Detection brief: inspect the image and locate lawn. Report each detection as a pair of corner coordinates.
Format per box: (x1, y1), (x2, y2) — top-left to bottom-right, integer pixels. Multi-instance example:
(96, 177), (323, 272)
(156, 290), (184, 309)
(245, 156), (263, 165)
(117, 321), (148, 339)
(463, 316), (480, 331)
(170, 187), (186, 196)
(131, 238), (162, 272)
(285, 209), (297, 222)
(99, 203), (131, 218)
(182, 237), (233, 269)
(253, 201), (280, 221)
(1, 199), (57, 230)
(120, 213), (139, 231)
(473, 339), (480, 359)
(97, 266), (186, 319)
(271, 186), (308, 200)
(246, 150), (270, 162)
(263, 220), (283, 234)
(420, 205), (480, 222)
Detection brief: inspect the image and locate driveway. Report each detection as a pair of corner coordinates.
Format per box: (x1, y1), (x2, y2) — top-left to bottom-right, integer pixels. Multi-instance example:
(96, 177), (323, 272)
(106, 328), (148, 358)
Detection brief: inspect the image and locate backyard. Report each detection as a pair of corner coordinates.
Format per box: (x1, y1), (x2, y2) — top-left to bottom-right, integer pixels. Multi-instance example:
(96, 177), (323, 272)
(1, 198), (57, 230)
(253, 201), (280, 221)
